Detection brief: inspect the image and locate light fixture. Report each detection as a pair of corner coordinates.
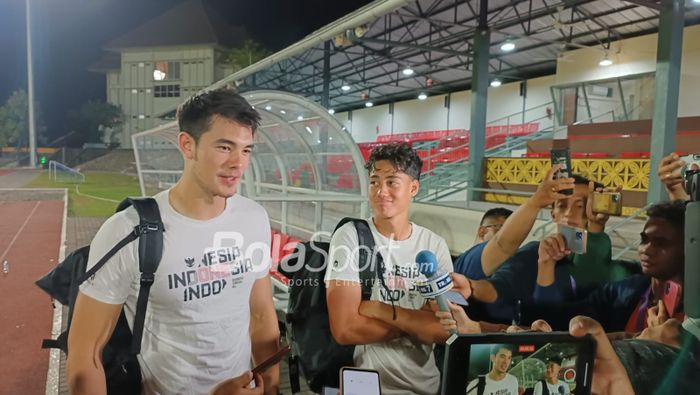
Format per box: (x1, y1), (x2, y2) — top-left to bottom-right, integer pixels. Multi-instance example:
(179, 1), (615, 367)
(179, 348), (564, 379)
(500, 41), (515, 52)
(328, 109), (335, 115)
(365, 102), (374, 108)
(599, 54), (613, 67)
(265, 105), (272, 111)
(305, 126), (313, 134)
(297, 115), (304, 121)
(341, 84), (351, 91)
(417, 93), (428, 100)
(402, 67), (414, 76)
(490, 79), (502, 87)
(280, 110), (286, 114)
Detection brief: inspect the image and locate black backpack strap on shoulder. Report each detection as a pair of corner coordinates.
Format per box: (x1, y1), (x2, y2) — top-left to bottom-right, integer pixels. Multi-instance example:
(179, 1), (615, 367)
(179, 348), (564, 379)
(352, 219), (377, 301)
(122, 197), (164, 354)
(541, 379), (550, 395)
(477, 375), (486, 395)
(77, 232), (139, 284)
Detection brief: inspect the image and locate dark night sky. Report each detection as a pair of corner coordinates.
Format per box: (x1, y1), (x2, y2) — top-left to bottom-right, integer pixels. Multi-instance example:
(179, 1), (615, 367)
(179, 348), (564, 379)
(0, 0), (372, 142)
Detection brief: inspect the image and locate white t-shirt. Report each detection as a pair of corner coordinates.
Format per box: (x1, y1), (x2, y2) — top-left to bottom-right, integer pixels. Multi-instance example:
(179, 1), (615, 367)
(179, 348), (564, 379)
(467, 374), (519, 395)
(80, 190), (271, 395)
(532, 379), (569, 395)
(324, 219), (453, 395)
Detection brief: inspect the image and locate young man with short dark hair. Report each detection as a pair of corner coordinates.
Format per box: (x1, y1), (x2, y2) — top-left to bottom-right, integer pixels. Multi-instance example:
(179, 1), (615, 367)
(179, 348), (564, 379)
(532, 358), (569, 395)
(466, 345), (519, 395)
(523, 200), (686, 332)
(325, 142), (453, 395)
(453, 172), (638, 324)
(476, 207), (513, 243)
(68, 88), (279, 395)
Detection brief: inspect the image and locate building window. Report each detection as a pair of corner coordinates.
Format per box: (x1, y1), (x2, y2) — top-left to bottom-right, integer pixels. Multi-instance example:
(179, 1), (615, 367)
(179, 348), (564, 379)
(154, 84), (181, 98)
(153, 61), (180, 81)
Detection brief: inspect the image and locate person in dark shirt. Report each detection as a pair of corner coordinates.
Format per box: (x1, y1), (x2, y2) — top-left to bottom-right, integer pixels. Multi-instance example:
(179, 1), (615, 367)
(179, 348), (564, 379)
(519, 200), (686, 332)
(453, 171), (635, 323)
(453, 207), (511, 277)
(454, 165), (574, 281)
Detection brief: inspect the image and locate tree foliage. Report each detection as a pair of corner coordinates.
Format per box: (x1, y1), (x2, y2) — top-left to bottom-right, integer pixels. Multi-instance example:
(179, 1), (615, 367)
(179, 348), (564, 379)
(67, 100), (123, 146)
(226, 40), (271, 73)
(0, 89), (47, 147)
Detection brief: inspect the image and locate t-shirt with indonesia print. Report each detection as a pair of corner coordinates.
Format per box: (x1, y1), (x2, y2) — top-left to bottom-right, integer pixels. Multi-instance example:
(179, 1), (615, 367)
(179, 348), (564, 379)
(80, 189), (271, 395)
(324, 219), (453, 395)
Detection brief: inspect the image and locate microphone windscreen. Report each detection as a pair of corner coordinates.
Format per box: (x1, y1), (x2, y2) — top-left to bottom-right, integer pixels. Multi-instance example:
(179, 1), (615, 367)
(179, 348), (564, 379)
(415, 250), (438, 278)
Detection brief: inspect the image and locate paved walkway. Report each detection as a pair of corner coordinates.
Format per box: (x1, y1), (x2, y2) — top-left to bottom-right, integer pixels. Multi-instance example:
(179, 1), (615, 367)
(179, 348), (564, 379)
(0, 169), (40, 188)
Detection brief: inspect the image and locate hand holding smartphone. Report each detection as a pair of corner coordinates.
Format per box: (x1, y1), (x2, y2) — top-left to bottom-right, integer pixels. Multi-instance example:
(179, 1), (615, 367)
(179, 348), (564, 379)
(662, 281), (682, 317)
(592, 191), (623, 216)
(558, 224), (588, 255)
(551, 148), (573, 196)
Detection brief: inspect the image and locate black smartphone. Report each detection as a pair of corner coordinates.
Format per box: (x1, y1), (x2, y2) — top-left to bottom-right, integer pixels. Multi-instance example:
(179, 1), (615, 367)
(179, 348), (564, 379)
(441, 332), (595, 395)
(251, 345), (290, 375)
(551, 148), (573, 196)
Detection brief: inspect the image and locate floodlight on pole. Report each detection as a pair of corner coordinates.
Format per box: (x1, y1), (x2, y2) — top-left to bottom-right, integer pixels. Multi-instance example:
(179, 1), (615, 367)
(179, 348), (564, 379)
(26, 0), (37, 168)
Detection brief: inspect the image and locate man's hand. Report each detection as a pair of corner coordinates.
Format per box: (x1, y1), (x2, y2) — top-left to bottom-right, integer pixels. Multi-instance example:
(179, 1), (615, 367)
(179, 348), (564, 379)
(658, 153), (691, 201)
(506, 319), (553, 333)
(435, 301), (480, 334)
(637, 318), (683, 349)
(449, 273), (473, 300)
(210, 371), (263, 395)
(646, 300), (669, 329)
(528, 164), (575, 209)
(586, 182), (622, 233)
(538, 234), (570, 266)
(569, 316), (634, 395)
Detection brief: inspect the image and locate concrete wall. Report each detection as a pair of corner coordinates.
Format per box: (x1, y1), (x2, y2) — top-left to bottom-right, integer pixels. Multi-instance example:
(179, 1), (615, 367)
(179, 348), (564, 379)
(556, 24), (700, 119)
(410, 202), (550, 255)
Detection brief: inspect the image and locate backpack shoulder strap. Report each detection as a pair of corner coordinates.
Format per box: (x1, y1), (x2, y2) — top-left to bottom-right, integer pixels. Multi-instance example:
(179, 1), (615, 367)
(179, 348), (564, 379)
(477, 375), (486, 395)
(333, 217), (379, 301)
(119, 197), (164, 354)
(541, 379), (550, 395)
(352, 219), (379, 301)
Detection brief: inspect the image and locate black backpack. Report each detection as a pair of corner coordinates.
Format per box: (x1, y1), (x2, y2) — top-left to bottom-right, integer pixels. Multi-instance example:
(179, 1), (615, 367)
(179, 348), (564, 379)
(279, 218), (388, 393)
(36, 197), (164, 394)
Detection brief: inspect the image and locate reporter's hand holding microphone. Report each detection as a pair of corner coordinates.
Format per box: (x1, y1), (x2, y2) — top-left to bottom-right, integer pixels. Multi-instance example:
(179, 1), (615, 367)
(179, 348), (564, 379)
(416, 250), (481, 335)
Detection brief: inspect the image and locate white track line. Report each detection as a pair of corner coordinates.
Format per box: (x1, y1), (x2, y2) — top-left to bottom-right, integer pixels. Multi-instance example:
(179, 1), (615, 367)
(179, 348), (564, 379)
(0, 200), (41, 263)
(45, 188), (68, 395)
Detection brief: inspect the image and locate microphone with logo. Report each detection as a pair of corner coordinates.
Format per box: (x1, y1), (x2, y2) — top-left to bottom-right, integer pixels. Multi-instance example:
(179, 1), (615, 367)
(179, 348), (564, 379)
(415, 250), (456, 335)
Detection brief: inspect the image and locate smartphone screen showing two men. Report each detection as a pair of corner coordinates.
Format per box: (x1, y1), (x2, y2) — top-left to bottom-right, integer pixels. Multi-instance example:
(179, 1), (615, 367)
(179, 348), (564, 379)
(341, 368), (380, 395)
(442, 333), (595, 395)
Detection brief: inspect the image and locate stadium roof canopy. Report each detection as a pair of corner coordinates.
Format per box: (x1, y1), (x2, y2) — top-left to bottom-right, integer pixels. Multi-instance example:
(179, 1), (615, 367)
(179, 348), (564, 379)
(201, 0), (700, 113)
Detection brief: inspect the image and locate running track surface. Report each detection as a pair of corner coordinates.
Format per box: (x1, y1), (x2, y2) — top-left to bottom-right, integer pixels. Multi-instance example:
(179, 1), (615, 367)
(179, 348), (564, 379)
(0, 199), (64, 394)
